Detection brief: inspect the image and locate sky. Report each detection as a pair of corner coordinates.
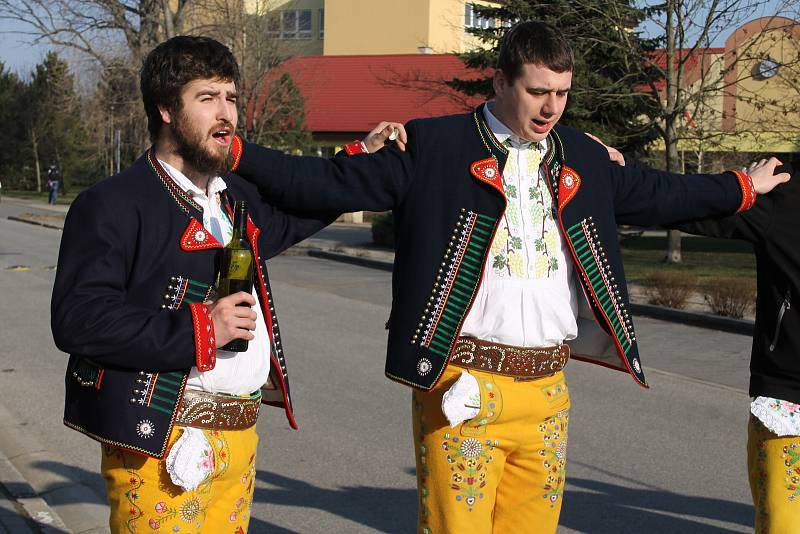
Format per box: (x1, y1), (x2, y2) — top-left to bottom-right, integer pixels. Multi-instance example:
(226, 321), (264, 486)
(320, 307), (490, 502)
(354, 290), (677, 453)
(0, 1), (796, 76)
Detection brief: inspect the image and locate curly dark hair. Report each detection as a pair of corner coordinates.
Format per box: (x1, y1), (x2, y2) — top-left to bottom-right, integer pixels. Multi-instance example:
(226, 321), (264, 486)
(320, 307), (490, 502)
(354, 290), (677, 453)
(140, 36), (240, 142)
(497, 21), (574, 84)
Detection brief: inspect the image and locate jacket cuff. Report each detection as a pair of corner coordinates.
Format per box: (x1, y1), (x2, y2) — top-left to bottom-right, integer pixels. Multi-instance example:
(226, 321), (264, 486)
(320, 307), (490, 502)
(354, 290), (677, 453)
(343, 140), (368, 156)
(189, 303), (216, 372)
(731, 170), (756, 213)
(230, 135), (244, 172)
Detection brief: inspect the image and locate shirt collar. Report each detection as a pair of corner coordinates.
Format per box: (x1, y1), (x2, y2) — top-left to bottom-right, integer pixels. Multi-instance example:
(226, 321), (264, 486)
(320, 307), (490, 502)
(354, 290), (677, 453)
(483, 102), (548, 152)
(158, 159), (227, 199)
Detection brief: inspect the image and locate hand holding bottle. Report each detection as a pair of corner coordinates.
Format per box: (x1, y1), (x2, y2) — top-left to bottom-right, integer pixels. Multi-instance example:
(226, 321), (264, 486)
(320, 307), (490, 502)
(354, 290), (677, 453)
(207, 292), (256, 348)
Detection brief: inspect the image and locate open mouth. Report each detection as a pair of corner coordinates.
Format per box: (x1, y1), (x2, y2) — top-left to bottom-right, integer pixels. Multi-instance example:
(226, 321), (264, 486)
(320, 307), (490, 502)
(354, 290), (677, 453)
(211, 127), (232, 146)
(531, 119), (551, 133)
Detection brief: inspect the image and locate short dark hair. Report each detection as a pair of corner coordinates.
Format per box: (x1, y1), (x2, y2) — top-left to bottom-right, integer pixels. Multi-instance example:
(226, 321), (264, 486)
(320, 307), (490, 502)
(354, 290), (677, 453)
(497, 21), (574, 83)
(140, 36), (240, 142)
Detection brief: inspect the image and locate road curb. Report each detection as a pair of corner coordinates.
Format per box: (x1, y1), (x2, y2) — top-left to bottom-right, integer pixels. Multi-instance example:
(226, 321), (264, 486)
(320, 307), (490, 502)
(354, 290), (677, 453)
(0, 403), (109, 533)
(7, 216), (63, 231)
(631, 303), (754, 336)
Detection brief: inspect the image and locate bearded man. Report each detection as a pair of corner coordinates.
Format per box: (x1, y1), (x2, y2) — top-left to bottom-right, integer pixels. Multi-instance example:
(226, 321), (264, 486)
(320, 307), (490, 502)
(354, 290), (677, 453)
(51, 36), (335, 532)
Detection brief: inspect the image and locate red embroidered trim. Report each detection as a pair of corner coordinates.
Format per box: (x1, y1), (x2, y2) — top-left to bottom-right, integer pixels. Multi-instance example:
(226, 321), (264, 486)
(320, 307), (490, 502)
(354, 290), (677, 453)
(180, 218), (223, 251)
(230, 135), (244, 172)
(557, 165), (581, 212)
(189, 303), (216, 372)
(732, 170), (756, 213)
(469, 157), (505, 198)
(344, 140), (368, 156)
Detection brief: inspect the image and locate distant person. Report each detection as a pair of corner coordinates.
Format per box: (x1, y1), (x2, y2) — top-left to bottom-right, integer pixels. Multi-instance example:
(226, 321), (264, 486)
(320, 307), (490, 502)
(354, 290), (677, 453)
(46, 165), (61, 204)
(230, 20), (790, 533)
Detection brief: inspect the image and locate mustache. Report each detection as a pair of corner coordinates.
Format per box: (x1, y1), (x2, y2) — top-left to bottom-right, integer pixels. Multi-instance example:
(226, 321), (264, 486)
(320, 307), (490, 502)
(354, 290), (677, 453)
(208, 120), (234, 135)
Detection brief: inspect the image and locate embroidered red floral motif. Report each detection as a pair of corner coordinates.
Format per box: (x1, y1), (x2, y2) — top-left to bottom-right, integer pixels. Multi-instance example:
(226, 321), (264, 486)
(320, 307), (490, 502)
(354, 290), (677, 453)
(557, 166), (581, 212)
(470, 158), (504, 198)
(180, 218), (222, 251)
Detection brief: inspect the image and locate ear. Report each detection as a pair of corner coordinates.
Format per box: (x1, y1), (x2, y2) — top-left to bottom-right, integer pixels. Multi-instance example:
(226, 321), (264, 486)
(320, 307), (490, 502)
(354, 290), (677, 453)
(492, 70), (508, 98)
(158, 105), (173, 125)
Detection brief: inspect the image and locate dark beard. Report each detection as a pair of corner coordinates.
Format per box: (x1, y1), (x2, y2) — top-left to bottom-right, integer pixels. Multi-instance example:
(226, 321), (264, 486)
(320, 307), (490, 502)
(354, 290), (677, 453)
(171, 111), (233, 177)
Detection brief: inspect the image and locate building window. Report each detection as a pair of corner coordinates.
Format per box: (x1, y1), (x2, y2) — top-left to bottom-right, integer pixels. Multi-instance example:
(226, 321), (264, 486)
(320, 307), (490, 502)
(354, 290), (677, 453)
(269, 10), (313, 40)
(319, 9), (324, 39)
(464, 3), (494, 30)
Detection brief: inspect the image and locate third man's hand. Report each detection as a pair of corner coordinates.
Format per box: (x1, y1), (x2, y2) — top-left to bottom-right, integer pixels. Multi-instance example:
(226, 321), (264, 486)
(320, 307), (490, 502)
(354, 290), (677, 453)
(363, 121), (408, 153)
(746, 157), (791, 194)
(207, 291), (257, 348)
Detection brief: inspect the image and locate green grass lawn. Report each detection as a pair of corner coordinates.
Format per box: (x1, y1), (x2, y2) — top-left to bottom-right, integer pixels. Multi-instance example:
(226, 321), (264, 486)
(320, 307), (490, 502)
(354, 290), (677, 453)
(3, 189), (78, 205)
(621, 233), (756, 283)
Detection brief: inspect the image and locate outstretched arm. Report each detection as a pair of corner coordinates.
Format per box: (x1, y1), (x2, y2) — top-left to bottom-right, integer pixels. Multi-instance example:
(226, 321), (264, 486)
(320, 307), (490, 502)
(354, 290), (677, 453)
(232, 121), (418, 214)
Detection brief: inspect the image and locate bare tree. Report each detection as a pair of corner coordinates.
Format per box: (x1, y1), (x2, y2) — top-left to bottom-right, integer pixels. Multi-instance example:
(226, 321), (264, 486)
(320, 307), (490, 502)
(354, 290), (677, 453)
(593, 0), (798, 261)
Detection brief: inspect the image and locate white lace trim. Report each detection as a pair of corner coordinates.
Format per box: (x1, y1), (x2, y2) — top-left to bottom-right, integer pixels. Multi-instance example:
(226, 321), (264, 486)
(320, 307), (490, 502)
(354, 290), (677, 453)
(165, 427), (215, 491)
(442, 371), (480, 428)
(750, 396), (800, 437)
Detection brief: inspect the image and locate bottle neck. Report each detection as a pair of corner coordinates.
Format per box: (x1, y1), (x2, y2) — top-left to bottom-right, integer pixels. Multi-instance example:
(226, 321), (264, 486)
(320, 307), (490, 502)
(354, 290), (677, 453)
(231, 201), (248, 243)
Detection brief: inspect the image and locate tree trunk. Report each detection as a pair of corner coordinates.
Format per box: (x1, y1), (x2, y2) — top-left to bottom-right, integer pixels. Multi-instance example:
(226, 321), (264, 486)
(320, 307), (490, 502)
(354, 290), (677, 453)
(31, 128), (41, 193)
(663, 0), (682, 263)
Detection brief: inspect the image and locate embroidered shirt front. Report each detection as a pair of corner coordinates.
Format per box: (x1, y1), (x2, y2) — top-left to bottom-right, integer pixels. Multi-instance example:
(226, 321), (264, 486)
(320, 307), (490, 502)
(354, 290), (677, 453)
(160, 160), (271, 395)
(460, 104), (579, 347)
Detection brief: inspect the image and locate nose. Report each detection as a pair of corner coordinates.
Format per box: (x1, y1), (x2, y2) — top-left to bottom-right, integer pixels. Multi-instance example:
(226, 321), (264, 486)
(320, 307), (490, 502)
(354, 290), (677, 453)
(541, 94), (558, 117)
(217, 97), (237, 126)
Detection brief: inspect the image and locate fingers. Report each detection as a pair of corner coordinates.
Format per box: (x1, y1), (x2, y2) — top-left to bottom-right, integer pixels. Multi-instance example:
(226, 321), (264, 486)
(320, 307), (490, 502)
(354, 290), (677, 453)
(208, 291), (258, 347)
(362, 122), (407, 153)
(747, 156), (792, 194)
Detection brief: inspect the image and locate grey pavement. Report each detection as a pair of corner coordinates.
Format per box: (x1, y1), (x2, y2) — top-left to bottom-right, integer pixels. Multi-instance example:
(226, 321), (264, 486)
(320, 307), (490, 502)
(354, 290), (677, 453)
(0, 197), (758, 533)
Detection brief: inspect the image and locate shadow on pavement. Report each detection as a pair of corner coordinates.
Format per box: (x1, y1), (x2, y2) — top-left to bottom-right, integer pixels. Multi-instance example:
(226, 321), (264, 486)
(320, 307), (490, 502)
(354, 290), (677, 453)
(29, 460), (106, 504)
(561, 477), (753, 533)
(253, 470), (416, 533)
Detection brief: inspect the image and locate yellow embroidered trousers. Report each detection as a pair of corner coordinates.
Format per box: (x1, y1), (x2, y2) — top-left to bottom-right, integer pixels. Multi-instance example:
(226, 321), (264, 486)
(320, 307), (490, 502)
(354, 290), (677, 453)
(413, 364), (570, 534)
(748, 415), (800, 533)
(101, 424), (258, 534)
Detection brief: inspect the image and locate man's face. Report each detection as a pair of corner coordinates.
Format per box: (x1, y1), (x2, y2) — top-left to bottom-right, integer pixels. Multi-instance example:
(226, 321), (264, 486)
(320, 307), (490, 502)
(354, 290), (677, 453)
(160, 77), (238, 175)
(492, 63), (572, 142)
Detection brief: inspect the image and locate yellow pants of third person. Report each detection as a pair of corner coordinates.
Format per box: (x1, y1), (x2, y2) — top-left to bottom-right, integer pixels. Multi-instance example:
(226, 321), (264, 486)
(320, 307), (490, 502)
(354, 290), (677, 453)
(102, 424), (258, 533)
(413, 364), (570, 534)
(748, 415), (800, 533)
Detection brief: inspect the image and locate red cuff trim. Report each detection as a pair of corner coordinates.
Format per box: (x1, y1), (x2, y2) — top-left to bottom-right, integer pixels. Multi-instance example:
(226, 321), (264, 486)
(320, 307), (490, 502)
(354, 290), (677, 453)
(344, 140), (368, 156)
(732, 170), (756, 213)
(189, 303), (216, 372)
(230, 135), (244, 172)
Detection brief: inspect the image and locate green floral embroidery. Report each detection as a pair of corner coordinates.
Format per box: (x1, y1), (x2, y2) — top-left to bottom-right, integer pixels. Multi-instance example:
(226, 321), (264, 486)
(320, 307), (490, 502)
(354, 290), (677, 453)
(785, 443), (800, 501)
(487, 142), (559, 280)
(539, 410), (569, 507)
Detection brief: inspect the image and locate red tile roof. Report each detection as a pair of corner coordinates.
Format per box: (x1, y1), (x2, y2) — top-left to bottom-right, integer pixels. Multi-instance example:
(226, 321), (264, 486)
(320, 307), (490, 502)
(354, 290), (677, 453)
(258, 54), (490, 135)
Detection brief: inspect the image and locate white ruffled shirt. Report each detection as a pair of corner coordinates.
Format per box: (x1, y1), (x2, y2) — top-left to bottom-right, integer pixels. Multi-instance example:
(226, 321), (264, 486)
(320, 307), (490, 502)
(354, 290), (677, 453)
(460, 104), (578, 347)
(751, 396), (800, 436)
(160, 160), (271, 396)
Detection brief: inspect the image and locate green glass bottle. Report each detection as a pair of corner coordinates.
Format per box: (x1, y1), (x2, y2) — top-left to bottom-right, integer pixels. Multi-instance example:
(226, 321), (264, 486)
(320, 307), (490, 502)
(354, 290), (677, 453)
(217, 200), (255, 352)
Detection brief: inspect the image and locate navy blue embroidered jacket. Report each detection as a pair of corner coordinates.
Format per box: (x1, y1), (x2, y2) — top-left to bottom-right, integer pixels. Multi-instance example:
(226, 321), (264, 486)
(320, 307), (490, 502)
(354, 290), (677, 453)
(51, 150), (335, 457)
(234, 104), (751, 391)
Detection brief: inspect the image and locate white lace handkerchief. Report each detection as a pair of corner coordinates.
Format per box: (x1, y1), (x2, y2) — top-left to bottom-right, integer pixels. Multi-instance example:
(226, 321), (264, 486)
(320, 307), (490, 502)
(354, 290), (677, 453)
(441, 371), (481, 428)
(750, 396), (800, 437)
(165, 427), (215, 491)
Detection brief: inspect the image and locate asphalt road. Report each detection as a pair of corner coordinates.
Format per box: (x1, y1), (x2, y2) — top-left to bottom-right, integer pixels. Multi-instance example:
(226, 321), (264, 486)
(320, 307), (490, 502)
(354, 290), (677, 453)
(0, 201), (755, 533)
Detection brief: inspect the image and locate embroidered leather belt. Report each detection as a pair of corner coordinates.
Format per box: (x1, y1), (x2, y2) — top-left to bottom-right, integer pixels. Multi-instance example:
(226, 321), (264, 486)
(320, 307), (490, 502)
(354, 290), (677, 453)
(175, 389), (261, 431)
(450, 336), (570, 379)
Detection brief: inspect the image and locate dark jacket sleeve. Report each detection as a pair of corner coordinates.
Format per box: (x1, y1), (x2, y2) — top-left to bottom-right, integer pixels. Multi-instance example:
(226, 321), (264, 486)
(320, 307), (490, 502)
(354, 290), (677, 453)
(235, 122), (419, 214)
(252, 197), (339, 259)
(51, 188), (197, 371)
(608, 160), (746, 228)
(673, 196), (773, 243)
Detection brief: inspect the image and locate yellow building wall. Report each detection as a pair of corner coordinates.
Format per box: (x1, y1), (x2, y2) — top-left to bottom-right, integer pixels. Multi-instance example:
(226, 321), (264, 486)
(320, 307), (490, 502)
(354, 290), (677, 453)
(248, 0), (324, 56)
(323, 0), (499, 55)
(733, 30), (800, 139)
